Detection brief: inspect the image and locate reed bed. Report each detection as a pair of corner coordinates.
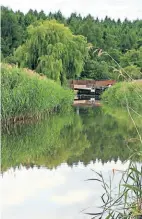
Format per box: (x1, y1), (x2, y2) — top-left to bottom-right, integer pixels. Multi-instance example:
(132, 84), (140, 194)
(1, 63), (74, 122)
(102, 81), (142, 114)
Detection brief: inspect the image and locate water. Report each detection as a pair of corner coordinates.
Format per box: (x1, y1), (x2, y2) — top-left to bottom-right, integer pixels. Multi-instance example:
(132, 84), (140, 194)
(1, 106), (141, 219)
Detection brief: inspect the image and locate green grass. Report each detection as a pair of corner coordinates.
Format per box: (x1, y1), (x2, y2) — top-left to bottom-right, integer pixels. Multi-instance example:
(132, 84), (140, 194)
(1, 64), (74, 121)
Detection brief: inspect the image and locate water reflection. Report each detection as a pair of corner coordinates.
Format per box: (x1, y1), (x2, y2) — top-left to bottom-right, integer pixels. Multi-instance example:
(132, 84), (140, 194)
(1, 106), (142, 219)
(1, 161), (130, 219)
(2, 107), (141, 172)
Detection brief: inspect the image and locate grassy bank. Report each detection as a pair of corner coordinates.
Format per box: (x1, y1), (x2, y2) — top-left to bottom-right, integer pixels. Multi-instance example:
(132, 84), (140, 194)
(1, 64), (74, 122)
(102, 81), (142, 114)
(102, 80), (142, 158)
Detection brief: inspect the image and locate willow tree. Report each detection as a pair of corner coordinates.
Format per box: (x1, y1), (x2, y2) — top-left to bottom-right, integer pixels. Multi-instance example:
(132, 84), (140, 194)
(15, 20), (88, 84)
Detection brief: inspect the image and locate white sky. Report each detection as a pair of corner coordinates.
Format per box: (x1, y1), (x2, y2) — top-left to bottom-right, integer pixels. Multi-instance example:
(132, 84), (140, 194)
(1, 161), (130, 219)
(1, 0), (142, 20)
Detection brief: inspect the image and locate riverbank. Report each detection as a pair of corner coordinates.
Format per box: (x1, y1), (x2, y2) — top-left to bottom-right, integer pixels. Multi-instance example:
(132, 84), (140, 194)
(1, 64), (74, 123)
(102, 81), (142, 114)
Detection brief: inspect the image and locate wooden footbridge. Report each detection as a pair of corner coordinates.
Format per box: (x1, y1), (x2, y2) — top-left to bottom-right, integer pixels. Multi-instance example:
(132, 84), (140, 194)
(69, 79), (116, 91)
(69, 80), (116, 99)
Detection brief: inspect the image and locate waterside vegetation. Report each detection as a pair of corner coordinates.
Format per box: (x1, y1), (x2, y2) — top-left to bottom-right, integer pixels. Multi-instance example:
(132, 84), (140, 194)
(1, 64), (74, 122)
(1, 7), (142, 121)
(102, 81), (142, 114)
(1, 6), (142, 218)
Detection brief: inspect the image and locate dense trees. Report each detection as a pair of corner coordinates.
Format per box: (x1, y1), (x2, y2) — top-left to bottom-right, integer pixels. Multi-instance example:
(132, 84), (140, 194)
(1, 7), (24, 57)
(1, 6), (142, 82)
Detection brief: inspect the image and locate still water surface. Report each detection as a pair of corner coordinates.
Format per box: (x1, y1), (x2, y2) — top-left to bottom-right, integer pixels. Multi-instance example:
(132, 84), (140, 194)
(1, 106), (141, 219)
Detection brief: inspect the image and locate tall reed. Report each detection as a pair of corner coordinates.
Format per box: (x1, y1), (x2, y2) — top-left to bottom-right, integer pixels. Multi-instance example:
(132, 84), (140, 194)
(102, 81), (142, 114)
(1, 64), (74, 122)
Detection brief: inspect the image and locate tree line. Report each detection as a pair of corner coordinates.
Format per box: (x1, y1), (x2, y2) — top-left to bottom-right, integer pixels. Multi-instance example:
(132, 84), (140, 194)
(1, 6), (142, 84)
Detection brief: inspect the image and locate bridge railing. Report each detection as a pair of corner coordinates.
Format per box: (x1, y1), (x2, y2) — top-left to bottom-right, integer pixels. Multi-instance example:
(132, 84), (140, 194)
(69, 79), (116, 89)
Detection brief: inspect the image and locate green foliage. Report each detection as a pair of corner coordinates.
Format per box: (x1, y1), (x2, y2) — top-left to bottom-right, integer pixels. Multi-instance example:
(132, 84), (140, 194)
(120, 48), (142, 68)
(2, 7), (142, 81)
(102, 81), (142, 113)
(81, 59), (109, 79)
(24, 9), (38, 26)
(1, 64), (74, 120)
(122, 65), (142, 80)
(1, 6), (24, 57)
(14, 20), (88, 84)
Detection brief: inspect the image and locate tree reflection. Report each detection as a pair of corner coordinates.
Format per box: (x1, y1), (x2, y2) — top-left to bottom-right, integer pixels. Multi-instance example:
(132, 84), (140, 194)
(2, 106), (141, 172)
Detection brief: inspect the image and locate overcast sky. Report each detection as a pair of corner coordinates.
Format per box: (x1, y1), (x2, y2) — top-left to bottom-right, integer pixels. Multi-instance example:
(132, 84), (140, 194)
(2, 161), (130, 219)
(1, 0), (142, 20)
